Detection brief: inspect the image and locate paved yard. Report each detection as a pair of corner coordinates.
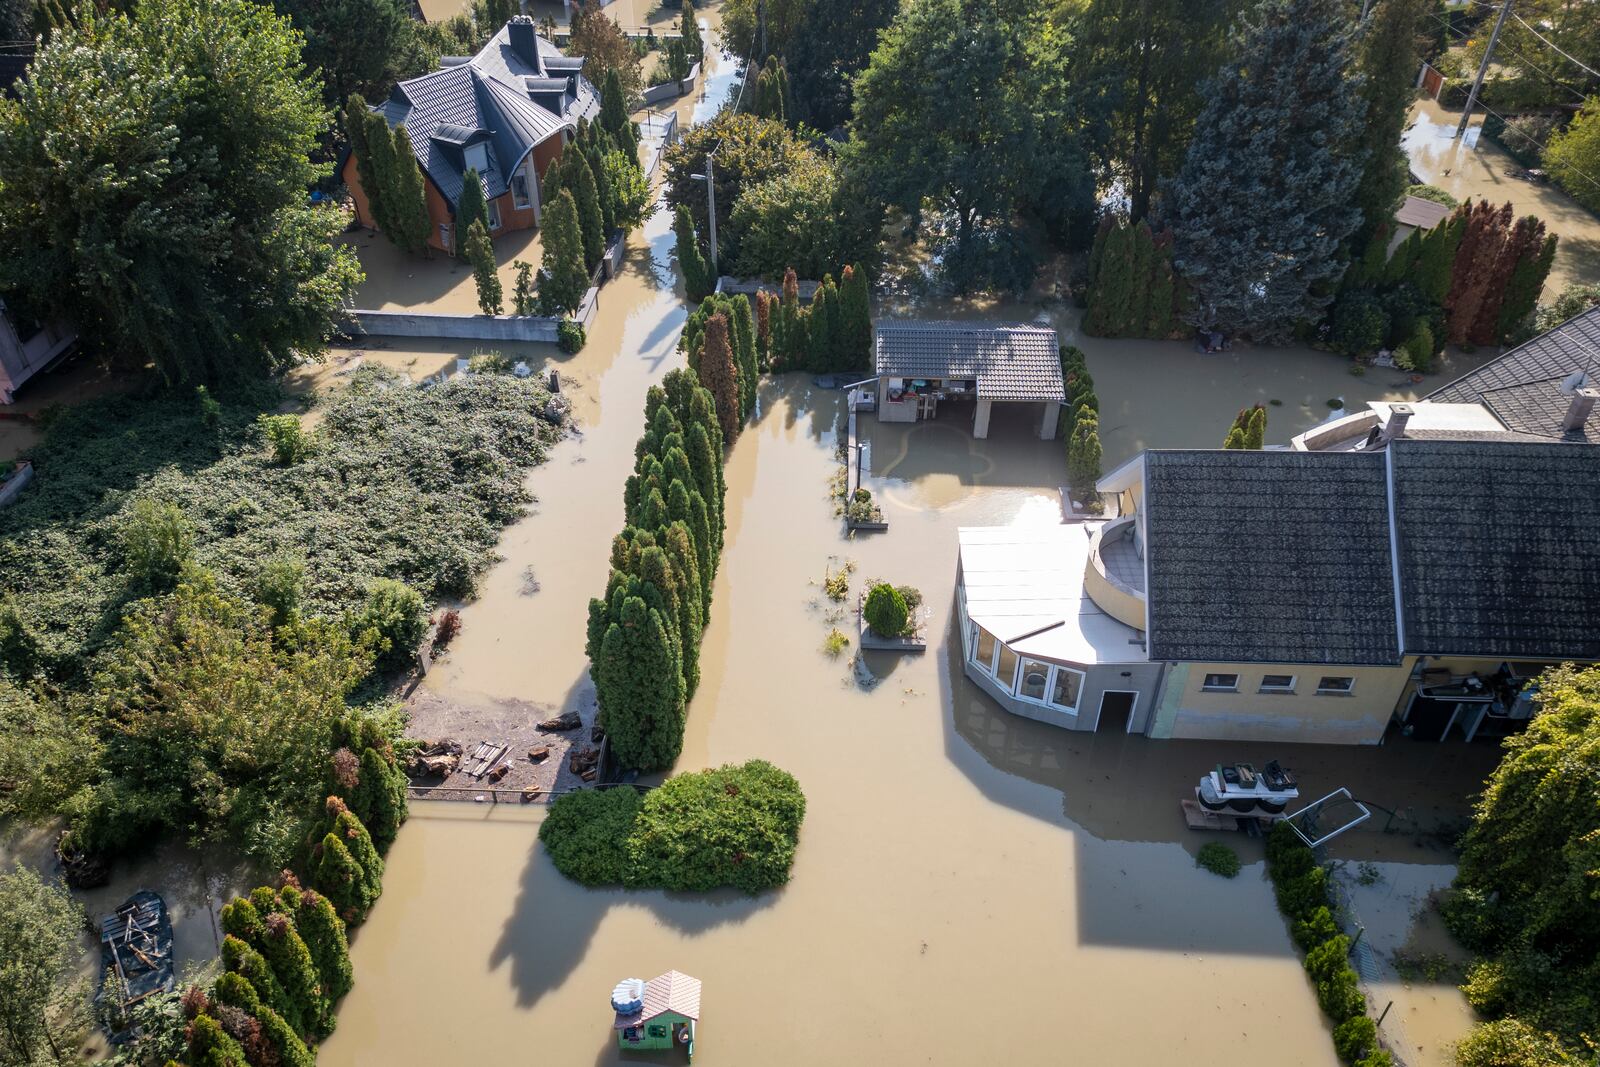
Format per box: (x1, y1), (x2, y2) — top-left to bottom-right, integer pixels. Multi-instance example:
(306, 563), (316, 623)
(340, 225), (544, 315)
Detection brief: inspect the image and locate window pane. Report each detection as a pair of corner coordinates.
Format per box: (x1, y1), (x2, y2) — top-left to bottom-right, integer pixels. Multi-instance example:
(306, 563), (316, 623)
(1019, 659), (1050, 701)
(1050, 668), (1082, 710)
(1202, 673), (1238, 690)
(996, 645), (1019, 691)
(1317, 676), (1354, 693)
(974, 627), (996, 672)
(1261, 674), (1295, 690)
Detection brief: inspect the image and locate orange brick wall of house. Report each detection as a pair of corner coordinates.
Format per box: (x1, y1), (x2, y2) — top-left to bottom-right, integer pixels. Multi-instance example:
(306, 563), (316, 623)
(345, 132), (568, 253)
(342, 154), (376, 230)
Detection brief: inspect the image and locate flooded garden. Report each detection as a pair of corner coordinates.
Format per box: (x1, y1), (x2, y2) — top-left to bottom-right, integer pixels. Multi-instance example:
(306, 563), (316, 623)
(313, 41), (1501, 1067)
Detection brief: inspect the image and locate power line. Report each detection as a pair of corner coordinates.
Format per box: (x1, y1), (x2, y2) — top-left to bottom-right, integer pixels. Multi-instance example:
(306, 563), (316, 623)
(1471, 97), (1600, 196)
(1510, 12), (1600, 82)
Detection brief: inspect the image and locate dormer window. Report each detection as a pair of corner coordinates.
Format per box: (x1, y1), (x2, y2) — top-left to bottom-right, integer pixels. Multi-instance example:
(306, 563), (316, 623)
(465, 142), (490, 175)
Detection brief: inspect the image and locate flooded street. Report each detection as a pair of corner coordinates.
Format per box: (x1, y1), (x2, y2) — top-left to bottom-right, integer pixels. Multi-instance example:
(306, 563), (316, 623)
(1404, 99), (1600, 298)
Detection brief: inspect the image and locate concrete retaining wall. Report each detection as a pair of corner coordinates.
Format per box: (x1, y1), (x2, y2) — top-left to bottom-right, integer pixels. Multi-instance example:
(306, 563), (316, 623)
(639, 63), (699, 107)
(346, 310), (561, 343)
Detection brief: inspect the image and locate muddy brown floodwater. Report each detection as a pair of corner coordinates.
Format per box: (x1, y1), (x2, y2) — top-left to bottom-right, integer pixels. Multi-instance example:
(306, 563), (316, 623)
(314, 25), (1496, 1065)
(1404, 98), (1600, 298)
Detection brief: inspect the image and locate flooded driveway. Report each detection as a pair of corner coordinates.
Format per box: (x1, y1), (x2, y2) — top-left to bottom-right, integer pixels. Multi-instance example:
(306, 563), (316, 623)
(1405, 99), (1600, 298)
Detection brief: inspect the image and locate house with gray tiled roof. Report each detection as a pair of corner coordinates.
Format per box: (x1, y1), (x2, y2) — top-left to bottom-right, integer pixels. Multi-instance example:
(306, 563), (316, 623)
(873, 321), (1065, 439)
(341, 16), (600, 254)
(954, 321), (1600, 744)
(1291, 305), (1600, 452)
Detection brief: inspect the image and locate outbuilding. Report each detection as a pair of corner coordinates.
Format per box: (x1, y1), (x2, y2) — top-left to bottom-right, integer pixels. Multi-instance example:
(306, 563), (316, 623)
(873, 321), (1064, 439)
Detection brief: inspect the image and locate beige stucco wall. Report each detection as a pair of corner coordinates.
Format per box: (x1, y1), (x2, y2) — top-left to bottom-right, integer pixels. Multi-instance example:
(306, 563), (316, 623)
(1163, 661), (1412, 744)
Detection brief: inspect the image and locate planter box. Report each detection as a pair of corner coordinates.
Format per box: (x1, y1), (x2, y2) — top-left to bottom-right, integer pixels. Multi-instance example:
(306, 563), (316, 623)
(858, 600), (927, 653)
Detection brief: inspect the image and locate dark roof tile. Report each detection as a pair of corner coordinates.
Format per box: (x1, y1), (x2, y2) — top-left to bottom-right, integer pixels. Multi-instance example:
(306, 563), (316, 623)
(1144, 450), (1400, 665)
(1390, 439), (1600, 659)
(874, 321), (1064, 402)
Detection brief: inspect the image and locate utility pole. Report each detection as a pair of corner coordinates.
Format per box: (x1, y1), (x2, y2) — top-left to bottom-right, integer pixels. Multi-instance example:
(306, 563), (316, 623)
(705, 153), (718, 277)
(692, 155), (719, 278)
(1456, 0), (1513, 138)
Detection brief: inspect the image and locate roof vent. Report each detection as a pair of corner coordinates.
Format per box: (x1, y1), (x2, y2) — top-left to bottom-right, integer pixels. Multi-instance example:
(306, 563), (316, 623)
(1563, 386), (1599, 433)
(1560, 369), (1591, 395)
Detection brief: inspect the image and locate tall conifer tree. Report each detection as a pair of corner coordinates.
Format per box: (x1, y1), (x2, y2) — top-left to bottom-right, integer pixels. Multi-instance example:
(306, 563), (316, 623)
(1168, 0), (1366, 340)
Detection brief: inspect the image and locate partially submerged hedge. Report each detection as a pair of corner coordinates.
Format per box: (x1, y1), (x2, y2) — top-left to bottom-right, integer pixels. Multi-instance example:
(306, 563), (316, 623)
(539, 760), (806, 894)
(1266, 823), (1392, 1067)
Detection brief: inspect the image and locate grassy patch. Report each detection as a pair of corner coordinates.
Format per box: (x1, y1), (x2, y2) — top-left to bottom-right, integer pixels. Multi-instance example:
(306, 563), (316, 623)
(822, 628), (850, 656)
(1196, 841), (1241, 878)
(0, 366), (563, 678)
(540, 760), (806, 894)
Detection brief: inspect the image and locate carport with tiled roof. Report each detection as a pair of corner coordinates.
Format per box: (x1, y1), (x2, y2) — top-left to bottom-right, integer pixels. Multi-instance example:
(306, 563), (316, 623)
(873, 321), (1065, 439)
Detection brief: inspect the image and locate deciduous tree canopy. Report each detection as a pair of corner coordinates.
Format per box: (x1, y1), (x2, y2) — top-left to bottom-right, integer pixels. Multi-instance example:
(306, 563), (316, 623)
(0, 0), (362, 385)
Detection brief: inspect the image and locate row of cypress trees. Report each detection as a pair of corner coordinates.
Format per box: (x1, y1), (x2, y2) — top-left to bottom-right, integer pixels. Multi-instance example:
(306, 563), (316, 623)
(684, 292), (759, 432)
(1063, 347), (1102, 503)
(1223, 404), (1267, 449)
(1083, 217), (1179, 339)
(586, 370), (728, 771)
(173, 721), (408, 1066)
(756, 265), (872, 374)
(344, 95), (431, 256)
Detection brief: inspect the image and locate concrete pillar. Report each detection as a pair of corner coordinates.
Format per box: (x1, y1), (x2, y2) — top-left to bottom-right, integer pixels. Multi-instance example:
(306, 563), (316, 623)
(1039, 401), (1061, 441)
(973, 398), (993, 439)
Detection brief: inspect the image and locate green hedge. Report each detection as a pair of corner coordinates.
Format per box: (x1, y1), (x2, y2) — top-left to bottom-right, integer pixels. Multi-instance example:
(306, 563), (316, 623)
(540, 760), (806, 894)
(1265, 822), (1390, 1065)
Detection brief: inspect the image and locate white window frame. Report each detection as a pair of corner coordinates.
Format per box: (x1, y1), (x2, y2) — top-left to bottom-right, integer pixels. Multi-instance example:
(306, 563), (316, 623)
(1259, 674), (1297, 694)
(510, 165), (531, 210)
(487, 199), (503, 230)
(1316, 676), (1356, 695)
(1015, 659), (1083, 710)
(969, 623), (998, 676)
(1201, 672), (1240, 692)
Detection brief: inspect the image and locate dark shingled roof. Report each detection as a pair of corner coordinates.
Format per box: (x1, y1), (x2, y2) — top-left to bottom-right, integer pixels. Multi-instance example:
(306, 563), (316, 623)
(1144, 450), (1401, 665)
(1426, 305), (1600, 441)
(376, 19), (598, 211)
(1389, 439), (1600, 659)
(874, 321), (1064, 402)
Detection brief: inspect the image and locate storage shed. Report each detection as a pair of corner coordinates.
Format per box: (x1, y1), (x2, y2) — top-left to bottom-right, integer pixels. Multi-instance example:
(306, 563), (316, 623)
(873, 321), (1064, 439)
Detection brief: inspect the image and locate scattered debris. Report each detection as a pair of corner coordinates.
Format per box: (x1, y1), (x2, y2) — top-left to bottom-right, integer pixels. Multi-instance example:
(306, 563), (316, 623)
(538, 711), (582, 732)
(521, 788), (543, 803)
(462, 740), (510, 779)
(529, 746), (550, 763)
(407, 738), (463, 778)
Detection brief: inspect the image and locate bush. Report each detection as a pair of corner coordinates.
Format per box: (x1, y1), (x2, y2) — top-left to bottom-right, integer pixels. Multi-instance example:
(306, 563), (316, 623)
(1196, 842), (1241, 878)
(1316, 965), (1366, 1023)
(122, 498), (194, 594)
(627, 760), (806, 893)
(1333, 1015), (1377, 1063)
(433, 608), (461, 648)
(1404, 322), (1436, 374)
(356, 579), (426, 669)
(1305, 935), (1353, 983)
(1329, 290), (1390, 356)
(1455, 1019), (1579, 1067)
(558, 319), (586, 353)
(538, 786), (640, 886)
(863, 582), (909, 637)
(541, 762), (807, 894)
(257, 414), (315, 465)
(1275, 866), (1329, 920)
(1292, 905), (1341, 951)
(1406, 183), (1458, 208)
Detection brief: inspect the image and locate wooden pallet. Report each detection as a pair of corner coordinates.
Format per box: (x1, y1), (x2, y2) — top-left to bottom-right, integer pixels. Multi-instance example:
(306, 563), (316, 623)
(462, 741), (509, 779)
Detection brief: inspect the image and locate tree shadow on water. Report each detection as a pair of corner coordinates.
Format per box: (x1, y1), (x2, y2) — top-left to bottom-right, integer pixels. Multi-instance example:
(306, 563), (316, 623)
(487, 816), (780, 1011)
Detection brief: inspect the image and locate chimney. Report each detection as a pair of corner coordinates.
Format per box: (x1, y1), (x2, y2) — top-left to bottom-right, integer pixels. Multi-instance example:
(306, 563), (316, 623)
(1563, 386), (1600, 434)
(507, 15), (539, 69)
(1383, 403), (1414, 443)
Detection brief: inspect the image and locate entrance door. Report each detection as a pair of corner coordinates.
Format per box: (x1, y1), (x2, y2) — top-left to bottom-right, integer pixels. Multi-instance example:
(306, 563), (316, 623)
(1096, 691), (1137, 733)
